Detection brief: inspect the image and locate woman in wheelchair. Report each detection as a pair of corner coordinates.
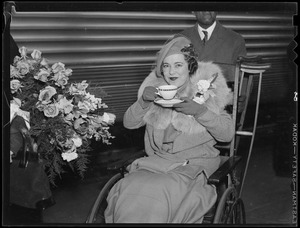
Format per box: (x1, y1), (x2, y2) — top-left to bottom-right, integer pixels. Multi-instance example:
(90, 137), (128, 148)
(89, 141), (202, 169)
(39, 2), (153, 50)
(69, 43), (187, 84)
(104, 36), (234, 223)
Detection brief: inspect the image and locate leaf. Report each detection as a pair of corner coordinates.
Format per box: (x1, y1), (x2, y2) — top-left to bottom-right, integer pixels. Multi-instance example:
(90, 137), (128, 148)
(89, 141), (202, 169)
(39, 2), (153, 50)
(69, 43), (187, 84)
(209, 73), (218, 84)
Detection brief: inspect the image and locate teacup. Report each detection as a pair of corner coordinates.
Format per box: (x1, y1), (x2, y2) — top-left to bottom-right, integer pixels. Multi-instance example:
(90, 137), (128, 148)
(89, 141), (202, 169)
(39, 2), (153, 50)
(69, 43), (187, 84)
(156, 85), (178, 100)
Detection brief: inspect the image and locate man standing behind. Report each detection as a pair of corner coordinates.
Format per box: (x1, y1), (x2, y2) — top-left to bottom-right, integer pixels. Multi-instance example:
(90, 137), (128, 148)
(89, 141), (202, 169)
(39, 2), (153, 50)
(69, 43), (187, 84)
(173, 11), (248, 193)
(175, 11), (247, 81)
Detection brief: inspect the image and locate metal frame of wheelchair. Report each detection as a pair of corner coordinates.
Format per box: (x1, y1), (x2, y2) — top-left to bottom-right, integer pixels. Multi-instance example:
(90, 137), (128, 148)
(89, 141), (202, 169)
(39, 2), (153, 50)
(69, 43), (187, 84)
(85, 56), (270, 224)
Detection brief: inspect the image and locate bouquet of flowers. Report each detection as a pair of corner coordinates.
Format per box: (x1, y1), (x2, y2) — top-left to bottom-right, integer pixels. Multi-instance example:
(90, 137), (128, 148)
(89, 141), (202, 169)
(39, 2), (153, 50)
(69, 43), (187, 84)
(10, 47), (116, 185)
(193, 73), (218, 104)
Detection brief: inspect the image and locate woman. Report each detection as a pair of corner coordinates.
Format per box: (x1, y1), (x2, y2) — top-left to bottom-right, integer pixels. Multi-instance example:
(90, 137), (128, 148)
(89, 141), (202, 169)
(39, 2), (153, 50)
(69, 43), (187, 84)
(105, 37), (234, 223)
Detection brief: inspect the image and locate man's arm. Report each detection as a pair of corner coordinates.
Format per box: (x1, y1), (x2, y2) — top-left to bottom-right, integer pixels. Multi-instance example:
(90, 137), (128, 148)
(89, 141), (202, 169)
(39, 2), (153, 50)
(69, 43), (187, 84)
(233, 36), (247, 62)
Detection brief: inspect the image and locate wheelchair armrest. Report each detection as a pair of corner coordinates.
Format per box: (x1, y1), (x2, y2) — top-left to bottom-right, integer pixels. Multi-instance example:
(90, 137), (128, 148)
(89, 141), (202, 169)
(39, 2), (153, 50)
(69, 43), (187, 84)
(107, 149), (146, 172)
(207, 155), (242, 185)
(238, 55), (262, 63)
(214, 142), (230, 150)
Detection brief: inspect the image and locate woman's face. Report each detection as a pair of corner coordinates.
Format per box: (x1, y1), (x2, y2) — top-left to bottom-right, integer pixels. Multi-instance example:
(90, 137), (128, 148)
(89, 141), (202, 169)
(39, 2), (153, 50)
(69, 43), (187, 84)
(162, 54), (190, 88)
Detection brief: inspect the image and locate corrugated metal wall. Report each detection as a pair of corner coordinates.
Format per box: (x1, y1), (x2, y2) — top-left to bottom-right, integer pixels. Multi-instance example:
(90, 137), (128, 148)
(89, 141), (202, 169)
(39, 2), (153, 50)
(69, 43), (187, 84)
(10, 8), (296, 122)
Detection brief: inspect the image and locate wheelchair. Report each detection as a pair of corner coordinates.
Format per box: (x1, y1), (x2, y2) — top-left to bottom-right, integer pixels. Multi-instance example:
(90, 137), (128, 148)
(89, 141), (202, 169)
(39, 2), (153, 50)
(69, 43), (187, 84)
(85, 56), (270, 224)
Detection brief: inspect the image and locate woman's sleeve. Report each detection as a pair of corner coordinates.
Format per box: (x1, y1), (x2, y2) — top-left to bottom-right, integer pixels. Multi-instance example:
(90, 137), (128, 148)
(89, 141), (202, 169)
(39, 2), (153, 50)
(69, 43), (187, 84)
(195, 109), (235, 142)
(123, 97), (150, 129)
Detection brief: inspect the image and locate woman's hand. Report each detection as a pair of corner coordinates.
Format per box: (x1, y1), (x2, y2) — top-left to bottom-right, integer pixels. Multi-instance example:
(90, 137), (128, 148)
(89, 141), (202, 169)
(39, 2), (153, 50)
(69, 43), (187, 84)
(173, 97), (207, 116)
(142, 86), (159, 102)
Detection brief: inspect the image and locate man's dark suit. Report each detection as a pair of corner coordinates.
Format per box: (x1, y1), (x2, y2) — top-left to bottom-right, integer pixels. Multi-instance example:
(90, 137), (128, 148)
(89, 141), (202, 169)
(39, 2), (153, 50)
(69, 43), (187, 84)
(175, 21), (247, 81)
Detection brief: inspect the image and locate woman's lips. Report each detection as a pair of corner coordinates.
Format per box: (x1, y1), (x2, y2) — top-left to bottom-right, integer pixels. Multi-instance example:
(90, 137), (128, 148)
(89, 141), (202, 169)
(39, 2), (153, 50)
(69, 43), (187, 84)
(169, 77), (177, 81)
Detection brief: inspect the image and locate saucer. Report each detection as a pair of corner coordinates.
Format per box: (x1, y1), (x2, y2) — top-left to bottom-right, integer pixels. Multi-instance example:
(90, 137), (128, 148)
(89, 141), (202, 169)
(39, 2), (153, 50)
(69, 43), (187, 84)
(154, 98), (184, 107)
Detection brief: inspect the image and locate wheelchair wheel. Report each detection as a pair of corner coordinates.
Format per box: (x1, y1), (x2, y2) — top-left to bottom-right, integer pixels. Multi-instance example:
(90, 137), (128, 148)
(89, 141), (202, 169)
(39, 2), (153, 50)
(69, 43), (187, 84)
(213, 186), (246, 224)
(229, 198), (246, 224)
(86, 173), (123, 223)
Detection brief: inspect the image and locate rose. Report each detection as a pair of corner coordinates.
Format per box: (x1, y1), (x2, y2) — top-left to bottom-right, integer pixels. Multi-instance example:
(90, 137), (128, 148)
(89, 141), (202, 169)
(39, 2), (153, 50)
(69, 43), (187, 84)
(56, 132), (66, 147)
(72, 136), (82, 147)
(61, 151), (78, 162)
(64, 68), (73, 76)
(76, 80), (89, 91)
(52, 72), (69, 88)
(68, 84), (79, 95)
(40, 58), (49, 67)
(43, 103), (59, 117)
(31, 49), (42, 60)
(197, 80), (211, 94)
(78, 100), (92, 113)
(102, 112), (116, 125)
(64, 113), (74, 122)
(85, 92), (96, 102)
(19, 46), (27, 58)
(36, 102), (46, 111)
(52, 62), (65, 73)
(194, 78), (217, 104)
(27, 59), (39, 71)
(64, 138), (75, 149)
(85, 92), (103, 109)
(74, 118), (89, 135)
(57, 96), (74, 114)
(38, 86), (57, 104)
(65, 127), (76, 138)
(34, 68), (51, 82)
(69, 84), (85, 95)
(16, 61), (30, 75)
(88, 115), (103, 128)
(10, 65), (22, 78)
(10, 79), (23, 94)
(13, 56), (21, 64)
(72, 109), (88, 119)
(68, 81), (88, 95)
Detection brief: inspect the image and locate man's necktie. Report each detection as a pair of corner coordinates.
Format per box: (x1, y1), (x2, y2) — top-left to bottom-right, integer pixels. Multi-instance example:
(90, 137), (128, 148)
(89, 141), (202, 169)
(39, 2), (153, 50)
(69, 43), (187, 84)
(202, 30), (208, 45)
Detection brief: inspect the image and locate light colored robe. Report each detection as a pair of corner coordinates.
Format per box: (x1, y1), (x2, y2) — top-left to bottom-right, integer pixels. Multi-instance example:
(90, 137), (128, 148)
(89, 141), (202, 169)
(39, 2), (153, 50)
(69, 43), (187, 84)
(105, 62), (234, 223)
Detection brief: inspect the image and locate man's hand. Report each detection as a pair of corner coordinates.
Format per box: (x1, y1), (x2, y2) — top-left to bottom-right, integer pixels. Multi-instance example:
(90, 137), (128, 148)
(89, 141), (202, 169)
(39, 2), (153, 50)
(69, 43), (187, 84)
(173, 97), (207, 116)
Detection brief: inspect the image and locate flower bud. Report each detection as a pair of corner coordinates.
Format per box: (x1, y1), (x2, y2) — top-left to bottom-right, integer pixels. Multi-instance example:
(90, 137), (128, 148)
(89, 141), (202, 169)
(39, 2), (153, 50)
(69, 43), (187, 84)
(19, 46), (27, 58)
(31, 49), (42, 60)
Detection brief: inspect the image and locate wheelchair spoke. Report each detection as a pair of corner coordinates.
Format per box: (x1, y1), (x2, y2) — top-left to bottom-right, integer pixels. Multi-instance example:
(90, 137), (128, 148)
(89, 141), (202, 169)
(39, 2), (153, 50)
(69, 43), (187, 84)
(213, 186), (240, 224)
(227, 198), (246, 224)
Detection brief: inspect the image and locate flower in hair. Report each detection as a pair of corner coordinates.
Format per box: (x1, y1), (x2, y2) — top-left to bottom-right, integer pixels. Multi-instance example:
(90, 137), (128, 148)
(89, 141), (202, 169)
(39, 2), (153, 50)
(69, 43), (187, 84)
(181, 44), (198, 59)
